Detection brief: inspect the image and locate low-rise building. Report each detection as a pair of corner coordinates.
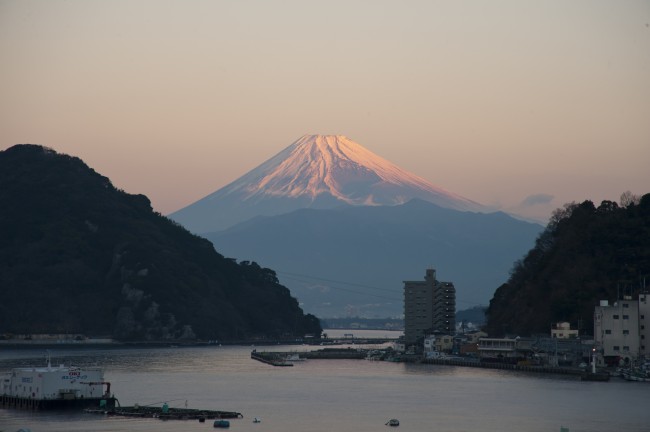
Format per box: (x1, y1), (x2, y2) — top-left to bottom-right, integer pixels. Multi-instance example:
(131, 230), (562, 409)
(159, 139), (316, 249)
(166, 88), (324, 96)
(551, 322), (579, 339)
(478, 337), (521, 363)
(465, 330), (488, 344)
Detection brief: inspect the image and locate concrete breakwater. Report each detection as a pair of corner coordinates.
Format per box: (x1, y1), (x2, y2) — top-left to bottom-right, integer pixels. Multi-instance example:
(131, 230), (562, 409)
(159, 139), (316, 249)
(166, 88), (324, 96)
(421, 357), (583, 376)
(253, 348), (584, 377)
(251, 348), (366, 365)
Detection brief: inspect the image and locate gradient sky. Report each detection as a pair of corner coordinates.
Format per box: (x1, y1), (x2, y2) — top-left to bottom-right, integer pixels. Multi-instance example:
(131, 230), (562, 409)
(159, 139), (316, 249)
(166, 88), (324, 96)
(2, 0), (649, 222)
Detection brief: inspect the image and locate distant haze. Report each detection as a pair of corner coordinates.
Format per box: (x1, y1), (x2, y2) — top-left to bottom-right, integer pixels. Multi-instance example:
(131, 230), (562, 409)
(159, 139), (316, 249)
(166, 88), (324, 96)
(1, 1), (649, 223)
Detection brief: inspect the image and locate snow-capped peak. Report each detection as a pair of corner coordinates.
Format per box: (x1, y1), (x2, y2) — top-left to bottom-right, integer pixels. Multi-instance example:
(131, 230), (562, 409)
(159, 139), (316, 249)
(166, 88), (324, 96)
(170, 134), (485, 233)
(231, 134), (480, 208)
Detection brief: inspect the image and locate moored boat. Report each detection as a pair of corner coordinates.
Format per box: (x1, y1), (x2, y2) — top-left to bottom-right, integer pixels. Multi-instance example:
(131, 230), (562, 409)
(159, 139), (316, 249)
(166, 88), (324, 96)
(386, 418), (400, 426)
(1, 355), (116, 410)
(285, 353), (305, 362)
(214, 419), (230, 428)
(621, 368), (650, 382)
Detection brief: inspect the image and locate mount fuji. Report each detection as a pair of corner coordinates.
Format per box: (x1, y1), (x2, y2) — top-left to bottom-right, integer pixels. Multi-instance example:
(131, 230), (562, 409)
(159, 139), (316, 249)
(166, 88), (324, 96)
(170, 135), (542, 317)
(170, 135), (486, 233)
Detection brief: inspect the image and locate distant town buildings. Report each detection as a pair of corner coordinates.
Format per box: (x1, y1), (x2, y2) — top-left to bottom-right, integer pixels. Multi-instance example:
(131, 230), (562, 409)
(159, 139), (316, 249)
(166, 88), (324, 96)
(403, 268), (456, 345)
(551, 322), (579, 339)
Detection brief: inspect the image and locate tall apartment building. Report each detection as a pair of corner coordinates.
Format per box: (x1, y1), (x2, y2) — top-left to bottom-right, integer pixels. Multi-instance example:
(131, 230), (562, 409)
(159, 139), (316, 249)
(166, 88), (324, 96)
(594, 297), (640, 361)
(403, 268), (456, 345)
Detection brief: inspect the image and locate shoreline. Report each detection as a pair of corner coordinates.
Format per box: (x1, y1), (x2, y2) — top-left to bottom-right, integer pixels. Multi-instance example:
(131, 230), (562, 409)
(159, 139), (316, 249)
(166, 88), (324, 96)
(0, 337), (395, 350)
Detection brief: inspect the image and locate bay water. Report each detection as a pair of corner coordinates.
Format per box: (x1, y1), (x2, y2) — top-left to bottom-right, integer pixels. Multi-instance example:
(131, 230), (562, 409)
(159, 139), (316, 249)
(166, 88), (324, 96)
(1, 334), (649, 432)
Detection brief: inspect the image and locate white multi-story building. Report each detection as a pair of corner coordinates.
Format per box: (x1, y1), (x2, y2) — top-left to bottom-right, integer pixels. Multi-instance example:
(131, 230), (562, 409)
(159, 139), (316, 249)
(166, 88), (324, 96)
(639, 293), (649, 357)
(594, 297), (640, 362)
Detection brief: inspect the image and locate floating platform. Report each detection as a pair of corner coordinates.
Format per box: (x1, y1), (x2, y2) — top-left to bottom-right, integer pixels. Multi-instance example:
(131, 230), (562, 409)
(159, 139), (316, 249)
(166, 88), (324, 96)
(1, 394), (116, 411)
(85, 405), (243, 420)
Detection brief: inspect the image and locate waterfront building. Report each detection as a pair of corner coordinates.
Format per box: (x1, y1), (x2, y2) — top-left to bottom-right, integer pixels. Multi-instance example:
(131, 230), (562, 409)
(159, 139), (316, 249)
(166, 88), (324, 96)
(594, 297), (640, 363)
(551, 322), (579, 339)
(403, 268), (456, 345)
(477, 337), (520, 362)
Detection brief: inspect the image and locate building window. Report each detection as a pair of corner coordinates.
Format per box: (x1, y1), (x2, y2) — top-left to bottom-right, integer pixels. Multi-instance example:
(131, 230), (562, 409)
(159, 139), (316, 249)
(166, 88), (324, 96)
(605, 329), (611, 334)
(623, 330), (629, 335)
(623, 315), (629, 320)
(613, 315), (619, 319)
(623, 346), (630, 351)
(642, 325), (645, 330)
(623, 303), (629, 308)
(642, 315), (645, 320)
(613, 346), (620, 351)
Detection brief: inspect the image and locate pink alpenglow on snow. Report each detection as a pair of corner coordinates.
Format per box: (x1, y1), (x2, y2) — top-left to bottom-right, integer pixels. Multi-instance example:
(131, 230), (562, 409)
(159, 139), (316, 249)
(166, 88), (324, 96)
(170, 135), (486, 233)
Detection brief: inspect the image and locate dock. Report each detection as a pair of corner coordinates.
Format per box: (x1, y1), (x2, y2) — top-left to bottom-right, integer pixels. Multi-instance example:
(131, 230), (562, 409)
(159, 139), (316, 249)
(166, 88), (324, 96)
(251, 348), (591, 377)
(251, 347), (367, 366)
(251, 350), (293, 366)
(85, 405), (243, 420)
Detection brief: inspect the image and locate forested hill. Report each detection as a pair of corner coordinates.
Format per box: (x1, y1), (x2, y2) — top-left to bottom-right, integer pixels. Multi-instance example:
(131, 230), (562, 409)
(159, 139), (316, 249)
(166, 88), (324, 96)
(0, 144), (321, 341)
(486, 193), (650, 337)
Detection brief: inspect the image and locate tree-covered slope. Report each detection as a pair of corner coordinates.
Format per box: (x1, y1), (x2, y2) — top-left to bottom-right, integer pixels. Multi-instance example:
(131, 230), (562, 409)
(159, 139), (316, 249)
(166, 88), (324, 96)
(0, 144), (321, 341)
(485, 194), (650, 336)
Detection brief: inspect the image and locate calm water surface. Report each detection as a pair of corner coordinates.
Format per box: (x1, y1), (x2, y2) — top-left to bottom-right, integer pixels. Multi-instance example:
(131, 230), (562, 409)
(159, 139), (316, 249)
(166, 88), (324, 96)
(1, 340), (649, 432)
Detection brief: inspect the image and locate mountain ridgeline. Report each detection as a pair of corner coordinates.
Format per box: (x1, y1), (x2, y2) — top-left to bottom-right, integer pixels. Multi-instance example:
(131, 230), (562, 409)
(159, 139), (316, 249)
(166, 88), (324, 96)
(485, 194), (650, 336)
(0, 145), (321, 341)
(207, 200), (542, 317)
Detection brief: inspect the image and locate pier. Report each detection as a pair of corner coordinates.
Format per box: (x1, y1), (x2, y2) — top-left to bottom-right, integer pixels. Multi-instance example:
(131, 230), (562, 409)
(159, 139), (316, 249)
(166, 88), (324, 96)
(251, 350), (293, 366)
(251, 347), (367, 366)
(85, 405), (243, 420)
(252, 348), (586, 377)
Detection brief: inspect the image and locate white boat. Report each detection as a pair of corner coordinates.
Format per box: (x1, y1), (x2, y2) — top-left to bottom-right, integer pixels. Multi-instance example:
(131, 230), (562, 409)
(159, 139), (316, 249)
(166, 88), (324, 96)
(285, 353), (305, 362)
(621, 368), (650, 382)
(253, 417), (262, 423)
(0, 355), (115, 410)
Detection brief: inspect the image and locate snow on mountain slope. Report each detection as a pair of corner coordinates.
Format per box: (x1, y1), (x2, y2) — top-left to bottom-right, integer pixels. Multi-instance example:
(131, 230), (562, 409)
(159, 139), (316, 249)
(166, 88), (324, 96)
(170, 135), (486, 233)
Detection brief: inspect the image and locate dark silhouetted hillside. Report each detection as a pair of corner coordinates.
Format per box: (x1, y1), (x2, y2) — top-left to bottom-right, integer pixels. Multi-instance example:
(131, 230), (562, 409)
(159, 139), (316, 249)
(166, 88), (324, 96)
(485, 194), (650, 336)
(0, 145), (321, 341)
